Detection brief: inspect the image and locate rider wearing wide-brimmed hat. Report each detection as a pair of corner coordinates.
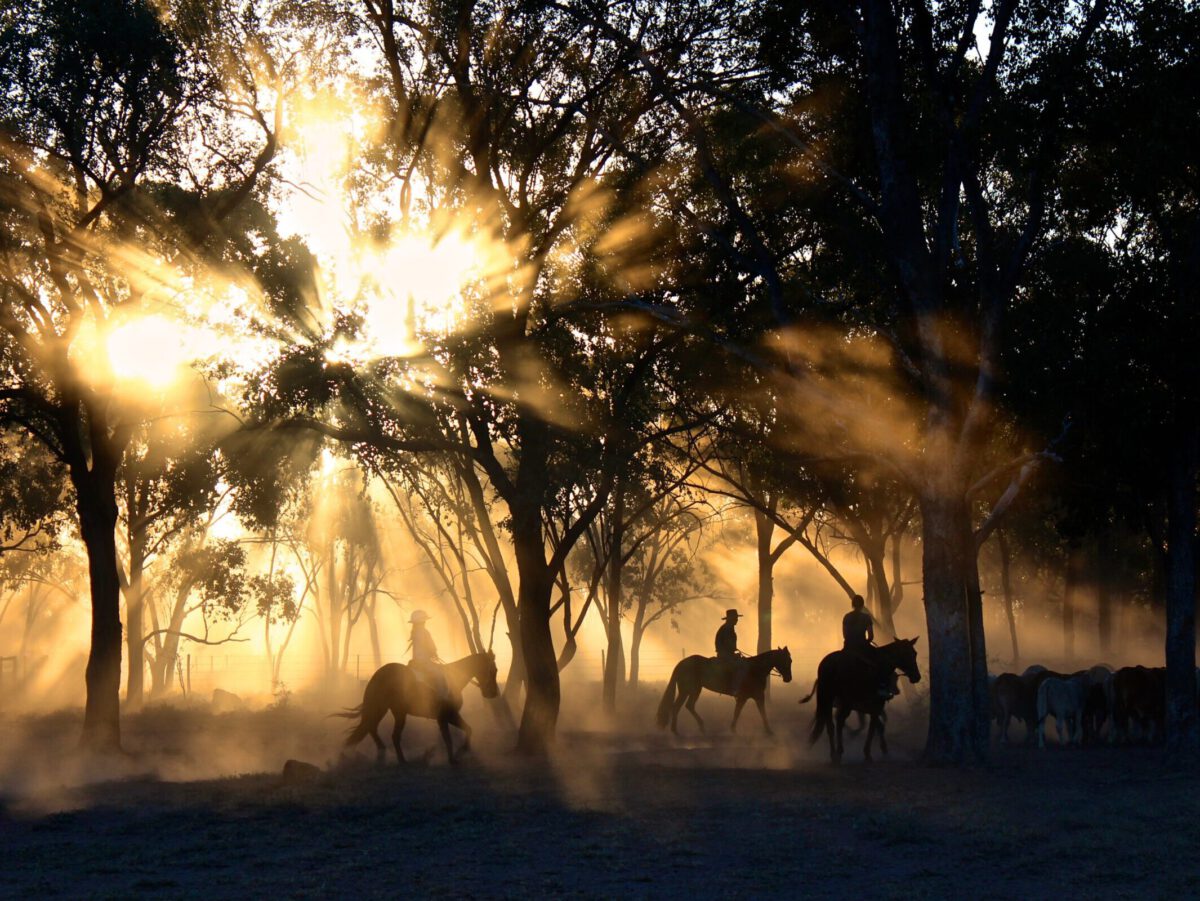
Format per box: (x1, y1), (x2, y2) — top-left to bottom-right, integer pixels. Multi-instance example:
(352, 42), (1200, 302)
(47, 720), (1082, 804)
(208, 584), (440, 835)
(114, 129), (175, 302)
(408, 609), (448, 703)
(715, 609), (748, 695)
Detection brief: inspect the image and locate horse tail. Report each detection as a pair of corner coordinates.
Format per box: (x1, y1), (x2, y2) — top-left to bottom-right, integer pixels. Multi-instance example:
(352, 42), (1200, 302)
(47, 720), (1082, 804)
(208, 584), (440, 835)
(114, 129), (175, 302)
(330, 703), (372, 747)
(657, 665), (681, 729)
(798, 678), (819, 705)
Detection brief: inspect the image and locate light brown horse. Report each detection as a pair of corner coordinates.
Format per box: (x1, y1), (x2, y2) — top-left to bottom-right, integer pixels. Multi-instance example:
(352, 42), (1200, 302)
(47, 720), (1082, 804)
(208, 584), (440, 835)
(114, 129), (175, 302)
(656, 647), (793, 736)
(336, 651), (499, 764)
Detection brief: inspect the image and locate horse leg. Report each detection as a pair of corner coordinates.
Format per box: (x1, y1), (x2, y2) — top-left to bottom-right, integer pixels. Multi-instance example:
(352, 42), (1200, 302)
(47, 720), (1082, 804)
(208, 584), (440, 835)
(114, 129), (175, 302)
(834, 707), (851, 764)
(863, 714), (876, 762)
(754, 695), (772, 737)
(391, 712), (408, 764)
(447, 710), (472, 754)
(685, 690), (706, 734)
(671, 690), (687, 734)
(439, 716), (458, 765)
(731, 696), (747, 733)
(879, 715), (890, 757)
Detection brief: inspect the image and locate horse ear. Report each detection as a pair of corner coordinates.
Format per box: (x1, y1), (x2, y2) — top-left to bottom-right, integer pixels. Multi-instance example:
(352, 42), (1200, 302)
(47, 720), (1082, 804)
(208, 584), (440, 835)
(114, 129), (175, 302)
(910, 636), (920, 646)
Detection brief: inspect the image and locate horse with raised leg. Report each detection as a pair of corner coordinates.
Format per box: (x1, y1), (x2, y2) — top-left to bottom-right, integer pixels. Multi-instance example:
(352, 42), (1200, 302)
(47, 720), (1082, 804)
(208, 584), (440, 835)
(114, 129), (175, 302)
(656, 647), (793, 736)
(336, 651), (499, 765)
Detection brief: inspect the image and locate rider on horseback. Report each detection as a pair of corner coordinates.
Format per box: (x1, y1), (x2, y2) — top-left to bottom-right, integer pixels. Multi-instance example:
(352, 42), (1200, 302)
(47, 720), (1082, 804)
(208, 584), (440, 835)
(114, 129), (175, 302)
(842, 595), (895, 699)
(716, 609), (749, 695)
(409, 610), (450, 704)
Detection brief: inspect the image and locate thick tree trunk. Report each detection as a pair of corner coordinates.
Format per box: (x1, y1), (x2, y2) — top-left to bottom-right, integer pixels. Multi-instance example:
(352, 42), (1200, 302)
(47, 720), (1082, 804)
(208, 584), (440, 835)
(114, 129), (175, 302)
(1165, 421), (1199, 758)
(77, 476), (123, 751)
(512, 502), (559, 754)
(998, 531), (1019, 665)
(919, 489), (983, 764)
(754, 509), (774, 655)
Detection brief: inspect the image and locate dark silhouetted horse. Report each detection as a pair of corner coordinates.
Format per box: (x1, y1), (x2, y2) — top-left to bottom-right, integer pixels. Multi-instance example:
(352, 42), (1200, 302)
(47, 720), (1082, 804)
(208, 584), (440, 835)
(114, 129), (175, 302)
(801, 638), (921, 763)
(656, 647), (793, 736)
(336, 651), (499, 764)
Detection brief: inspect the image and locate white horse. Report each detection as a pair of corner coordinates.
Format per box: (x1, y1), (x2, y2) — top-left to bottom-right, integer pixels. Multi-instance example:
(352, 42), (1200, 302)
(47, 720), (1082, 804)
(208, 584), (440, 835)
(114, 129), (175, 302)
(1037, 674), (1090, 748)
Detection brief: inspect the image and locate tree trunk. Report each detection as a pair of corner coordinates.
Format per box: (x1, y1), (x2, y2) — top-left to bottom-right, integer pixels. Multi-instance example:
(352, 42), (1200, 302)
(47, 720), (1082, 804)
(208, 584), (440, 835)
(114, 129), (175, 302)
(1062, 549), (1082, 663)
(1165, 419), (1198, 759)
(998, 530), (1019, 665)
(754, 509), (774, 655)
(124, 539), (147, 709)
(919, 489), (983, 764)
(460, 462), (525, 700)
(1095, 541), (1113, 660)
(629, 600), (648, 688)
(866, 545), (896, 637)
(603, 488), (625, 714)
(512, 499), (559, 754)
(77, 474), (123, 751)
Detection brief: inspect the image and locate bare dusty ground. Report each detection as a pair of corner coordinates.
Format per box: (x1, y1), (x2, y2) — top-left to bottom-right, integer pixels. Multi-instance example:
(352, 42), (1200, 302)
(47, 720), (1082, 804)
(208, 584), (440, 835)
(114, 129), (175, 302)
(1, 693), (1198, 899)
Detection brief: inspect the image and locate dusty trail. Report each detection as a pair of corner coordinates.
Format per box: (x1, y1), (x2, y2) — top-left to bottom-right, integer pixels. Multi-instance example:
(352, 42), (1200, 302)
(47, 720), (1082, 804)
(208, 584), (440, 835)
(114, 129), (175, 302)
(1, 704), (1197, 898)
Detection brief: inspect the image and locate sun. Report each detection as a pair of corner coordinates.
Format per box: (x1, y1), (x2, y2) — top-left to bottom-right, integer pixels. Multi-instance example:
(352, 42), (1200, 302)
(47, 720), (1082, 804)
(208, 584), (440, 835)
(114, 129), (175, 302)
(105, 315), (192, 389)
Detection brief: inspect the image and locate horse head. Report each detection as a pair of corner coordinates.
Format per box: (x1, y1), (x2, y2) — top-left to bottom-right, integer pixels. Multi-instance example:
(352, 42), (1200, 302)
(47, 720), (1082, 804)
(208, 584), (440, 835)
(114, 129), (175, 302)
(476, 650), (500, 698)
(773, 646), (793, 683)
(892, 637), (921, 684)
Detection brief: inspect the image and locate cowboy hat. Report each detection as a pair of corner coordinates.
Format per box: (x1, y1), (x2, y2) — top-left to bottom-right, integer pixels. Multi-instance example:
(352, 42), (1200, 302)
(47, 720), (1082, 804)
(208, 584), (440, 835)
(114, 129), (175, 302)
(409, 609), (431, 624)
(722, 609), (739, 621)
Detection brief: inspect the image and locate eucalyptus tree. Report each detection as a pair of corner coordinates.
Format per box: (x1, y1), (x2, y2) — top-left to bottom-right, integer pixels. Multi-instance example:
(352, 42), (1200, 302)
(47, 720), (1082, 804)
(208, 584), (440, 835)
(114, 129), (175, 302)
(0, 0), (289, 747)
(626, 0), (1116, 762)
(1054, 0), (1200, 755)
(247, 0), (718, 752)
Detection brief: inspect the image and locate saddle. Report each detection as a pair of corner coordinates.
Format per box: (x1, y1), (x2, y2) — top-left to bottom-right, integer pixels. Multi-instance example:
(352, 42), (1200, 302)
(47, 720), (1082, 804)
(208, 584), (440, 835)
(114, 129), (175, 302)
(710, 654), (749, 695)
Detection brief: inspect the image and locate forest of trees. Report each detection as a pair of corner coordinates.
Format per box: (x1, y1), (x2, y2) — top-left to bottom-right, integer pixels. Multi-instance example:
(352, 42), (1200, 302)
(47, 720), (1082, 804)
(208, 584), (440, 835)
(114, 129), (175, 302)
(0, 0), (1196, 763)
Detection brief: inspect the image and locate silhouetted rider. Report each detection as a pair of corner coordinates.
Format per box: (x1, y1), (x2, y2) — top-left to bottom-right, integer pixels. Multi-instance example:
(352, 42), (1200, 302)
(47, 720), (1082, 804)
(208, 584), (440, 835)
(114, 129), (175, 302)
(716, 608), (740, 659)
(843, 594), (892, 698)
(409, 610), (449, 703)
(842, 594), (874, 652)
(715, 609), (748, 695)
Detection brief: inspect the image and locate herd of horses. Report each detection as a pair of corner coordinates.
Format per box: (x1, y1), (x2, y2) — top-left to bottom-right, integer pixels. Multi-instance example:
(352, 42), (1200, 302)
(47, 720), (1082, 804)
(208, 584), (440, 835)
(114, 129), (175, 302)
(334, 638), (1184, 766)
(334, 637), (926, 765)
(990, 663), (1193, 748)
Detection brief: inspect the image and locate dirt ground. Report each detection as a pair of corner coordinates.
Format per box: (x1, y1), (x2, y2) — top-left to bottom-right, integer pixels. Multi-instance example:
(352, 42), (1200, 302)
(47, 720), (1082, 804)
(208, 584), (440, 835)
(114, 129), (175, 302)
(1, 692), (1198, 899)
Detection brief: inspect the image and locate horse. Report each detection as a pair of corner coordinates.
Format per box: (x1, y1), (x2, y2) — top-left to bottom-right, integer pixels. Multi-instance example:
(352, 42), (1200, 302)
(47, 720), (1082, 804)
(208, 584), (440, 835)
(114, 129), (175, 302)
(1112, 665), (1165, 744)
(1036, 673), (1090, 748)
(656, 647), (793, 736)
(336, 651), (499, 765)
(991, 672), (1033, 744)
(800, 637), (921, 763)
(1082, 664), (1114, 744)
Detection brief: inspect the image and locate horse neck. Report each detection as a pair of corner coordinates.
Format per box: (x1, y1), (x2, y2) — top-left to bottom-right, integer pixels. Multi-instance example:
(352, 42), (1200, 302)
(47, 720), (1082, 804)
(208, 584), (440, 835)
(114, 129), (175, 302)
(443, 653), (485, 689)
(876, 641), (907, 669)
(750, 650), (781, 672)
